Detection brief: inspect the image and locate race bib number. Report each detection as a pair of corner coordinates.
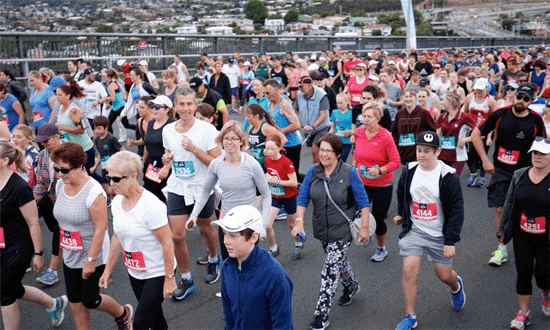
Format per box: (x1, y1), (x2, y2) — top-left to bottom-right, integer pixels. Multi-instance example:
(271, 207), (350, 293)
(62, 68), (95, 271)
(274, 77), (283, 83)
(412, 202), (437, 221)
(399, 133), (415, 147)
(497, 147), (519, 165)
(520, 213), (546, 234)
(359, 165), (381, 179)
(328, 70), (335, 76)
(60, 228), (83, 251)
(173, 161), (195, 179)
(335, 126), (346, 137)
(440, 136), (456, 150)
(33, 110), (44, 122)
(351, 94), (361, 102)
(2, 115), (8, 126)
(251, 146), (263, 159)
(123, 249), (147, 272)
(100, 155), (110, 169)
(0, 227), (5, 249)
(269, 183), (285, 196)
(145, 163), (162, 183)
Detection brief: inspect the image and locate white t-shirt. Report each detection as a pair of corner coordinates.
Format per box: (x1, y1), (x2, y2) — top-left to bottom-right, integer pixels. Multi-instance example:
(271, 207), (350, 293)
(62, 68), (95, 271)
(409, 162), (444, 238)
(163, 119), (219, 204)
(222, 64), (241, 88)
(174, 62), (187, 82)
(112, 189), (173, 280)
(78, 80), (108, 119)
(146, 72), (157, 85)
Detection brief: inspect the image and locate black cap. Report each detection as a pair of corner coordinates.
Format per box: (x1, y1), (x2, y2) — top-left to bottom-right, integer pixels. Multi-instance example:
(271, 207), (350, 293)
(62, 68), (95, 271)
(83, 68), (93, 76)
(298, 76), (313, 85)
(35, 123), (60, 143)
(416, 131), (440, 148)
(189, 77), (204, 92)
(272, 55), (282, 60)
(315, 72), (327, 80)
(516, 84), (535, 100)
(419, 79), (430, 86)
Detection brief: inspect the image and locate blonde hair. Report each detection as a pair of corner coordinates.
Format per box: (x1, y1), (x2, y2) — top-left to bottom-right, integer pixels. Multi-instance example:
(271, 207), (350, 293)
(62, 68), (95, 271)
(12, 124), (38, 148)
(0, 138), (26, 173)
(215, 120), (248, 150)
(105, 151), (143, 178)
(362, 102), (383, 119)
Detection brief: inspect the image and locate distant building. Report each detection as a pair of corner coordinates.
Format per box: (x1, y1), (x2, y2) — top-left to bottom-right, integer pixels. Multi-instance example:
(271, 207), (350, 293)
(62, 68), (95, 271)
(335, 26), (361, 37)
(205, 26), (234, 35)
(176, 25), (198, 34)
(350, 17), (378, 24)
(264, 18), (285, 33)
(363, 23), (392, 36)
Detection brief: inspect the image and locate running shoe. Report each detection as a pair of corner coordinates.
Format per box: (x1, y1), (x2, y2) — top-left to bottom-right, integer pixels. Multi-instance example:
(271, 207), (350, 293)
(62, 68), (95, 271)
(451, 276), (466, 311)
(36, 269), (59, 286)
(115, 304), (134, 330)
(197, 254), (209, 265)
(46, 295), (68, 327)
(171, 278), (195, 300)
(338, 284), (360, 306)
(371, 247), (388, 262)
(292, 245), (303, 260)
(269, 247), (280, 258)
(510, 310), (531, 329)
(309, 315), (329, 330)
(205, 257), (222, 284)
(275, 207), (287, 220)
(542, 294), (550, 316)
(235, 108), (242, 114)
(396, 314), (417, 330)
(466, 173), (478, 186)
(488, 249), (508, 266)
(475, 177), (486, 188)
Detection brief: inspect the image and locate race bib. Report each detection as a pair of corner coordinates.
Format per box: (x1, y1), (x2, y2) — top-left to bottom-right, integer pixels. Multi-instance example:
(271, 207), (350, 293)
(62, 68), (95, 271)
(173, 161), (195, 179)
(497, 147), (519, 165)
(60, 228), (83, 251)
(269, 183), (285, 196)
(251, 146), (263, 159)
(520, 213), (546, 234)
(145, 163), (162, 183)
(274, 77), (283, 83)
(359, 165), (381, 179)
(100, 155), (110, 169)
(328, 70), (335, 76)
(440, 136), (456, 150)
(399, 133), (415, 147)
(3, 115), (8, 126)
(335, 126), (346, 137)
(0, 227), (5, 249)
(123, 249), (147, 272)
(412, 202), (437, 221)
(351, 94), (361, 102)
(33, 110), (44, 122)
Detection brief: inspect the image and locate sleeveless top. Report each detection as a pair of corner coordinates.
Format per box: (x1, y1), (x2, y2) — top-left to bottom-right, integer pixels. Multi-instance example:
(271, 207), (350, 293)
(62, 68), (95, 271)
(54, 178), (109, 269)
(328, 60), (342, 81)
(469, 93), (491, 127)
(58, 102), (94, 152)
(109, 80), (125, 111)
(458, 80), (469, 95)
(144, 117), (176, 166)
(248, 121), (267, 166)
(270, 67), (288, 87)
(29, 87), (53, 130)
(347, 76), (369, 106)
(268, 97), (301, 147)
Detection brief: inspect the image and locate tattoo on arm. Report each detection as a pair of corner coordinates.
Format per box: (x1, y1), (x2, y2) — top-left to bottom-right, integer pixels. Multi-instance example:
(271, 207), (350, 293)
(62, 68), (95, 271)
(280, 101), (299, 124)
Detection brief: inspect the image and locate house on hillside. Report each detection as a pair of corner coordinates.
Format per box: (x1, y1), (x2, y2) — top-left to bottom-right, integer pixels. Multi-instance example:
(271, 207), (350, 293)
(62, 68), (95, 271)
(363, 23), (391, 36)
(265, 18), (285, 33)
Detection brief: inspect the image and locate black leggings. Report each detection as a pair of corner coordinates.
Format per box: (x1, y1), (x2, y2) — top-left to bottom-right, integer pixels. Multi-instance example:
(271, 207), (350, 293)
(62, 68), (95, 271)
(107, 109), (133, 133)
(1, 235), (34, 306)
(285, 144), (302, 181)
(37, 196), (60, 257)
(63, 264), (105, 308)
(129, 274), (168, 330)
(513, 235), (550, 295)
(363, 185), (392, 236)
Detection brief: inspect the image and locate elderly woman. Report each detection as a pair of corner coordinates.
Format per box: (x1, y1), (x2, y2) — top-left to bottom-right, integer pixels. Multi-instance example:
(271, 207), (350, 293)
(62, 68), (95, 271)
(292, 133), (370, 329)
(187, 121), (271, 258)
(50, 142), (133, 329)
(353, 102), (400, 262)
(161, 69), (179, 104)
(497, 137), (550, 329)
(0, 139), (68, 329)
(99, 151), (177, 330)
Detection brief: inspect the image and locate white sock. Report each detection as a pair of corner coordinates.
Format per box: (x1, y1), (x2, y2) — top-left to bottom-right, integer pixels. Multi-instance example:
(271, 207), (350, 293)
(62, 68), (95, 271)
(498, 245), (507, 254)
(208, 255), (219, 263)
(295, 241), (303, 247)
(451, 281), (461, 294)
(270, 244), (278, 252)
(182, 272), (192, 280)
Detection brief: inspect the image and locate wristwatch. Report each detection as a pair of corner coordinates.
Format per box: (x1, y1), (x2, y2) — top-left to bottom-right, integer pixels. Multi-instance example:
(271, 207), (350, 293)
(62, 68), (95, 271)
(165, 274), (175, 279)
(87, 256), (97, 263)
(34, 251), (44, 256)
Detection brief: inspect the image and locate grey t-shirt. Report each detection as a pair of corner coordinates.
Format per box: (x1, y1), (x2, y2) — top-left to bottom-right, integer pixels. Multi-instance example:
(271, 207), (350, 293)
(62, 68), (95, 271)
(381, 82), (403, 121)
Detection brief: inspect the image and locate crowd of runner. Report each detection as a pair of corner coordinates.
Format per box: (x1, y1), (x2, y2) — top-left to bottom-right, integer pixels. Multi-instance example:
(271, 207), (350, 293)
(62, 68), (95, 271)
(1, 44), (550, 330)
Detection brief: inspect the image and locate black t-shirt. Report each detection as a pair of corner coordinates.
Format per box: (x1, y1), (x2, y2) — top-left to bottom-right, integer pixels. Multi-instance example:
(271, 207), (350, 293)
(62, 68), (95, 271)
(414, 61), (433, 78)
(352, 103), (392, 132)
(144, 118), (176, 166)
(324, 85), (337, 116)
(270, 67), (288, 87)
(500, 70), (520, 86)
(95, 132), (122, 175)
(515, 171), (550, 243)
(479, 106), (546, 172)
(1, 173), (34, 248)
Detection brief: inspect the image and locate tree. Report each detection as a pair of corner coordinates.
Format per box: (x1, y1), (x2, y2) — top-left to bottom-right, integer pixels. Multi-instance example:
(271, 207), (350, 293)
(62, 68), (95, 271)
(96, 24), (114, 33)
(284, 9), (298, 24)
(372, 29), (382, 36)
(244, 0), (269, 25)
(269, 13), (283, 19)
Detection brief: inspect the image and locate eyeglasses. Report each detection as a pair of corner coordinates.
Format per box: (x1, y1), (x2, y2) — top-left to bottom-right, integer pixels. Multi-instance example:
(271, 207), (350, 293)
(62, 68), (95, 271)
(507, 87), (516, 92)
(434, 67), (441, 69)
(318, 148), (335, 154)
(535, 136), (550, 144)
(223, 137), (240, 143)
(355, 68), (364, 71)
(106, 175), (128, 183)
(150, 105), (168, 110)
(518, 80), (528, 84)
(53, 166), (75, 174)
(516, 94), (531, 102)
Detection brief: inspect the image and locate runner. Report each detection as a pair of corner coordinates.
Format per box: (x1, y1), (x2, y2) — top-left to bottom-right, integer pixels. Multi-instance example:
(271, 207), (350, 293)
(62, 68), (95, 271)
(343, 63), (369, 107)
(78, 68), (109, 129)
(0, 82), (25, 131)
(329, 93), (353, 162)
(29, 71), (55, 131)
(103, 69), (128, 142)
(120, 68), (157, 124)
(189, 77), (229, 131)
(393, 131), (466, 330)
(245, 103), (287, 167)
(11, 124), (39, 186)
(471, 83), (546, 267)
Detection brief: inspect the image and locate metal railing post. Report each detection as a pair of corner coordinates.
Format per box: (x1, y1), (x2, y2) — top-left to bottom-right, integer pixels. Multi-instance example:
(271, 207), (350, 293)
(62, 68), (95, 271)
(327, 37), (332, 52)
(162, 36), (168, 69)
(97, 36), (104, 68)
(259, 37), (264, 53)
(214, 37), (219, 54)
(16, 36), (29, 87)
(296, 38), (299, 52)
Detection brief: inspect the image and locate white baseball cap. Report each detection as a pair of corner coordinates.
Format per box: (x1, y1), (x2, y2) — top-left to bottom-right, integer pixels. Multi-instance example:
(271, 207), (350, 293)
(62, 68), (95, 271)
(243, 61), (251, 66)
(388, 60), (396, 65)
(212, 205), (266, 238)
(473, 78), (489, 90)
(368, 74), (379, 81)
(117, 59), (126, 66)
(148, 95), (173, 109)
(369, 60), (378, 66)
(139, 60), (148, 66)
(529, 137), (550, 154)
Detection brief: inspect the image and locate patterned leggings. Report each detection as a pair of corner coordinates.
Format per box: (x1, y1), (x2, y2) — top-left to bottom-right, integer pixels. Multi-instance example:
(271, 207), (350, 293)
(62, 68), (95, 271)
(315, 241), (358, 318)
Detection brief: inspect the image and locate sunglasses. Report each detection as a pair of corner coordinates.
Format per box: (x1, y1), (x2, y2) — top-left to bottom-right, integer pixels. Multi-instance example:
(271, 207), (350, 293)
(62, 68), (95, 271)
(53, 166), (75, 174)
(516, 94), (531, 102)
(151, 105), (168, 110)
(356, 68), (364, 71)
(507, 87), (516, 92)
(106, 175), (128, 183)
(535, 136), (550, 144)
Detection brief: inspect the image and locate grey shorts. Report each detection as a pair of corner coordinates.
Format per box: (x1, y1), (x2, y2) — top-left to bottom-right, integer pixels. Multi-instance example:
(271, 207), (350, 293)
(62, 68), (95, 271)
(167, 192), (215, 218)
(306, 126), (330, 147)
(487, 169), (513, 208)
(398, 226), (452, 265)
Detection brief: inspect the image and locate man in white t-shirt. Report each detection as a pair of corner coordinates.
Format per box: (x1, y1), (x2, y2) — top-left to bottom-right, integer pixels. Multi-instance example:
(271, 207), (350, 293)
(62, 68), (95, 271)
(222, 59), (241, 112)
(173, 55), (190, 84)
(161, 87), (222, 301)
(78, 68), (108, 129)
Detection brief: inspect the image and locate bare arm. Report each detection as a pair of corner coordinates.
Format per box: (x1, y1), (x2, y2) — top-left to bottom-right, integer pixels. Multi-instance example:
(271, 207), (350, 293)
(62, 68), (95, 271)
(12, 101), (25, 124)
(152, 224), (177, 297)
(57, 107), (85, 134)
(219, 106), (229, 127)
(83, 193), (108, 279)
(20, 200), (44, 271)
(278, 99), (301, 134)
(262, 124), (288, 146)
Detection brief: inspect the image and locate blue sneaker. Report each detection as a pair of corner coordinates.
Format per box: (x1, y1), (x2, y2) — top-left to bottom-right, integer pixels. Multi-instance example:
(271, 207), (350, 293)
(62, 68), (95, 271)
(396, 314), (417, 330)
(371, 246), (388, 262)
(205, 257), (222, 284)
(275, 207), (287, 220)
(475, 176), (486, 188)
(171, 277), (195, 300)
(47, 295), (68, 326)
(466, 173), (478, 186)
(451, 276), (466, 311)
(36, 269), (59, 286)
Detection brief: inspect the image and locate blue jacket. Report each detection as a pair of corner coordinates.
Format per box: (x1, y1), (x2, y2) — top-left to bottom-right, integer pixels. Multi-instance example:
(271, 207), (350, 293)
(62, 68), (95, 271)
(396, 161), (464, 246)
(221, 245), (294, 330)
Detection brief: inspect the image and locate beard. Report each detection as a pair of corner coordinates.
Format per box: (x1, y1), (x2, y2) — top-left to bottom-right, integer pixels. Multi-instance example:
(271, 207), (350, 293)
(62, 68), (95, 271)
(514, 103), (527, 113)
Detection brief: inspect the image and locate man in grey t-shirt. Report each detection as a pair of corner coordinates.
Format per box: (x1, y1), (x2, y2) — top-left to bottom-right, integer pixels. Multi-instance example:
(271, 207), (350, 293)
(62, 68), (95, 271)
(379, 68), (404, 122)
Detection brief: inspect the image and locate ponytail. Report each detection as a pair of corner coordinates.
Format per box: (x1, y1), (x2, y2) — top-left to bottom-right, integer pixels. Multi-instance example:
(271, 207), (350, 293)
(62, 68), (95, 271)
(0, 138), (26, 173)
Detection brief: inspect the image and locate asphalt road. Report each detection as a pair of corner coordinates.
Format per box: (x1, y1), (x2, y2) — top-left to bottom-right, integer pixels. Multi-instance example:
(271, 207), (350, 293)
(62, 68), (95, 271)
(3, 112), (550, 330)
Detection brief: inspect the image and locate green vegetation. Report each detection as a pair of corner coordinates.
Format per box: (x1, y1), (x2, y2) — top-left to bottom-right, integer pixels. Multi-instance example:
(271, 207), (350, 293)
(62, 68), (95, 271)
(244, 0), (269, 25)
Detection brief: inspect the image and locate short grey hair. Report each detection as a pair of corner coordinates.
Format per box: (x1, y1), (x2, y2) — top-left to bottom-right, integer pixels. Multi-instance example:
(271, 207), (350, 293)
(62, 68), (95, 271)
(175, 86), (197, 103)
(105, 151), (142, 178)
